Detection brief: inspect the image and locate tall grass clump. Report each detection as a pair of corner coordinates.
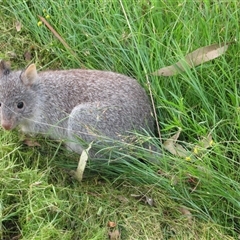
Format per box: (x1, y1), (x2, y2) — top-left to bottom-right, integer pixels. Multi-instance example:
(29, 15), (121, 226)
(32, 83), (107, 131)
(0, 0), (239, 239)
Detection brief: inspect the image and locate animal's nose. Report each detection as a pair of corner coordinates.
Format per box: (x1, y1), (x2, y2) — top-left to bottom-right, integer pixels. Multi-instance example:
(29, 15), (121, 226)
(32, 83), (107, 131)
(1, 120), (13, 130)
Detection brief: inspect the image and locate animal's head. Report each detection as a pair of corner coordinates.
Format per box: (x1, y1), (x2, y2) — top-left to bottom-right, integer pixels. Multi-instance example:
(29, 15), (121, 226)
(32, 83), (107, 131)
(0, 61), (40, 130)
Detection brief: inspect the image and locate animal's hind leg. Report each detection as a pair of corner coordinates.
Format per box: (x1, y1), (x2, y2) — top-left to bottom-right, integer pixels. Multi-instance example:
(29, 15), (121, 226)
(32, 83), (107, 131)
(66, 102), (125, 154)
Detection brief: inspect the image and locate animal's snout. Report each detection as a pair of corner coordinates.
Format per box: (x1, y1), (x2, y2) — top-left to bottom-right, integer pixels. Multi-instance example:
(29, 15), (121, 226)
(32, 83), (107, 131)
(1, 120), (14, 130)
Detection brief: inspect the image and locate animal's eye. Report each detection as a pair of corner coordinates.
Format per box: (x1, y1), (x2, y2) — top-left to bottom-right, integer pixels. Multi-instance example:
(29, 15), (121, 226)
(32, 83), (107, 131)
(3, 69), (10, 75)
(17, 102), (24, 109)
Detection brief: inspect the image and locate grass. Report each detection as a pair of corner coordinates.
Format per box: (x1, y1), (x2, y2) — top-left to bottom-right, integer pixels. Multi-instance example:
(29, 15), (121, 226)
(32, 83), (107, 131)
(0, 0), (240, 239)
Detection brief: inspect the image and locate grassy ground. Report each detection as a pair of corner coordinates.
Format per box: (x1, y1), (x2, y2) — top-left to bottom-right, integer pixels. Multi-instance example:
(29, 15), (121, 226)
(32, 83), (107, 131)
(0, 0), (239, 239)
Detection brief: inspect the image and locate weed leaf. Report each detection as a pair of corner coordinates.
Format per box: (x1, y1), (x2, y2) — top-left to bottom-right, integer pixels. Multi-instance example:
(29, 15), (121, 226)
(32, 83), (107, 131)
(108, 230), (121, 240)
(196, 135), (213, 149)
(72, 142), (92, 182)
(153, 42), (231, 76)
(179, 206), (193, 224)
(108, 221), (117, 228)
(193, 134), (213, 155)
(23, 138), (41, 147)
(163, 129), (189, 157)
(15, 21), (22, 32)
(131, 194), (155, 206)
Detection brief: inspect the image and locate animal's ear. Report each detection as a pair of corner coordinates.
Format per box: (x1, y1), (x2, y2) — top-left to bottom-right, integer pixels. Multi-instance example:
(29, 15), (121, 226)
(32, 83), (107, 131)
(21, 63), (38, 86)
(0, 60), (11, 76)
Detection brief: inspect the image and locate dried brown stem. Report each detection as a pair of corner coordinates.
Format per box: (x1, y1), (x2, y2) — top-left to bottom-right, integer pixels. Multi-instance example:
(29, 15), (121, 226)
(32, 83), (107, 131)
(38, 15), (85, 68)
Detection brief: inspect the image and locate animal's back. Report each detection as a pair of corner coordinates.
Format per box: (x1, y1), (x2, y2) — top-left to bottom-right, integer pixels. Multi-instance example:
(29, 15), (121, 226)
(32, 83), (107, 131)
(38, 69), (154, 133)
(39, 69), (150, 106)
